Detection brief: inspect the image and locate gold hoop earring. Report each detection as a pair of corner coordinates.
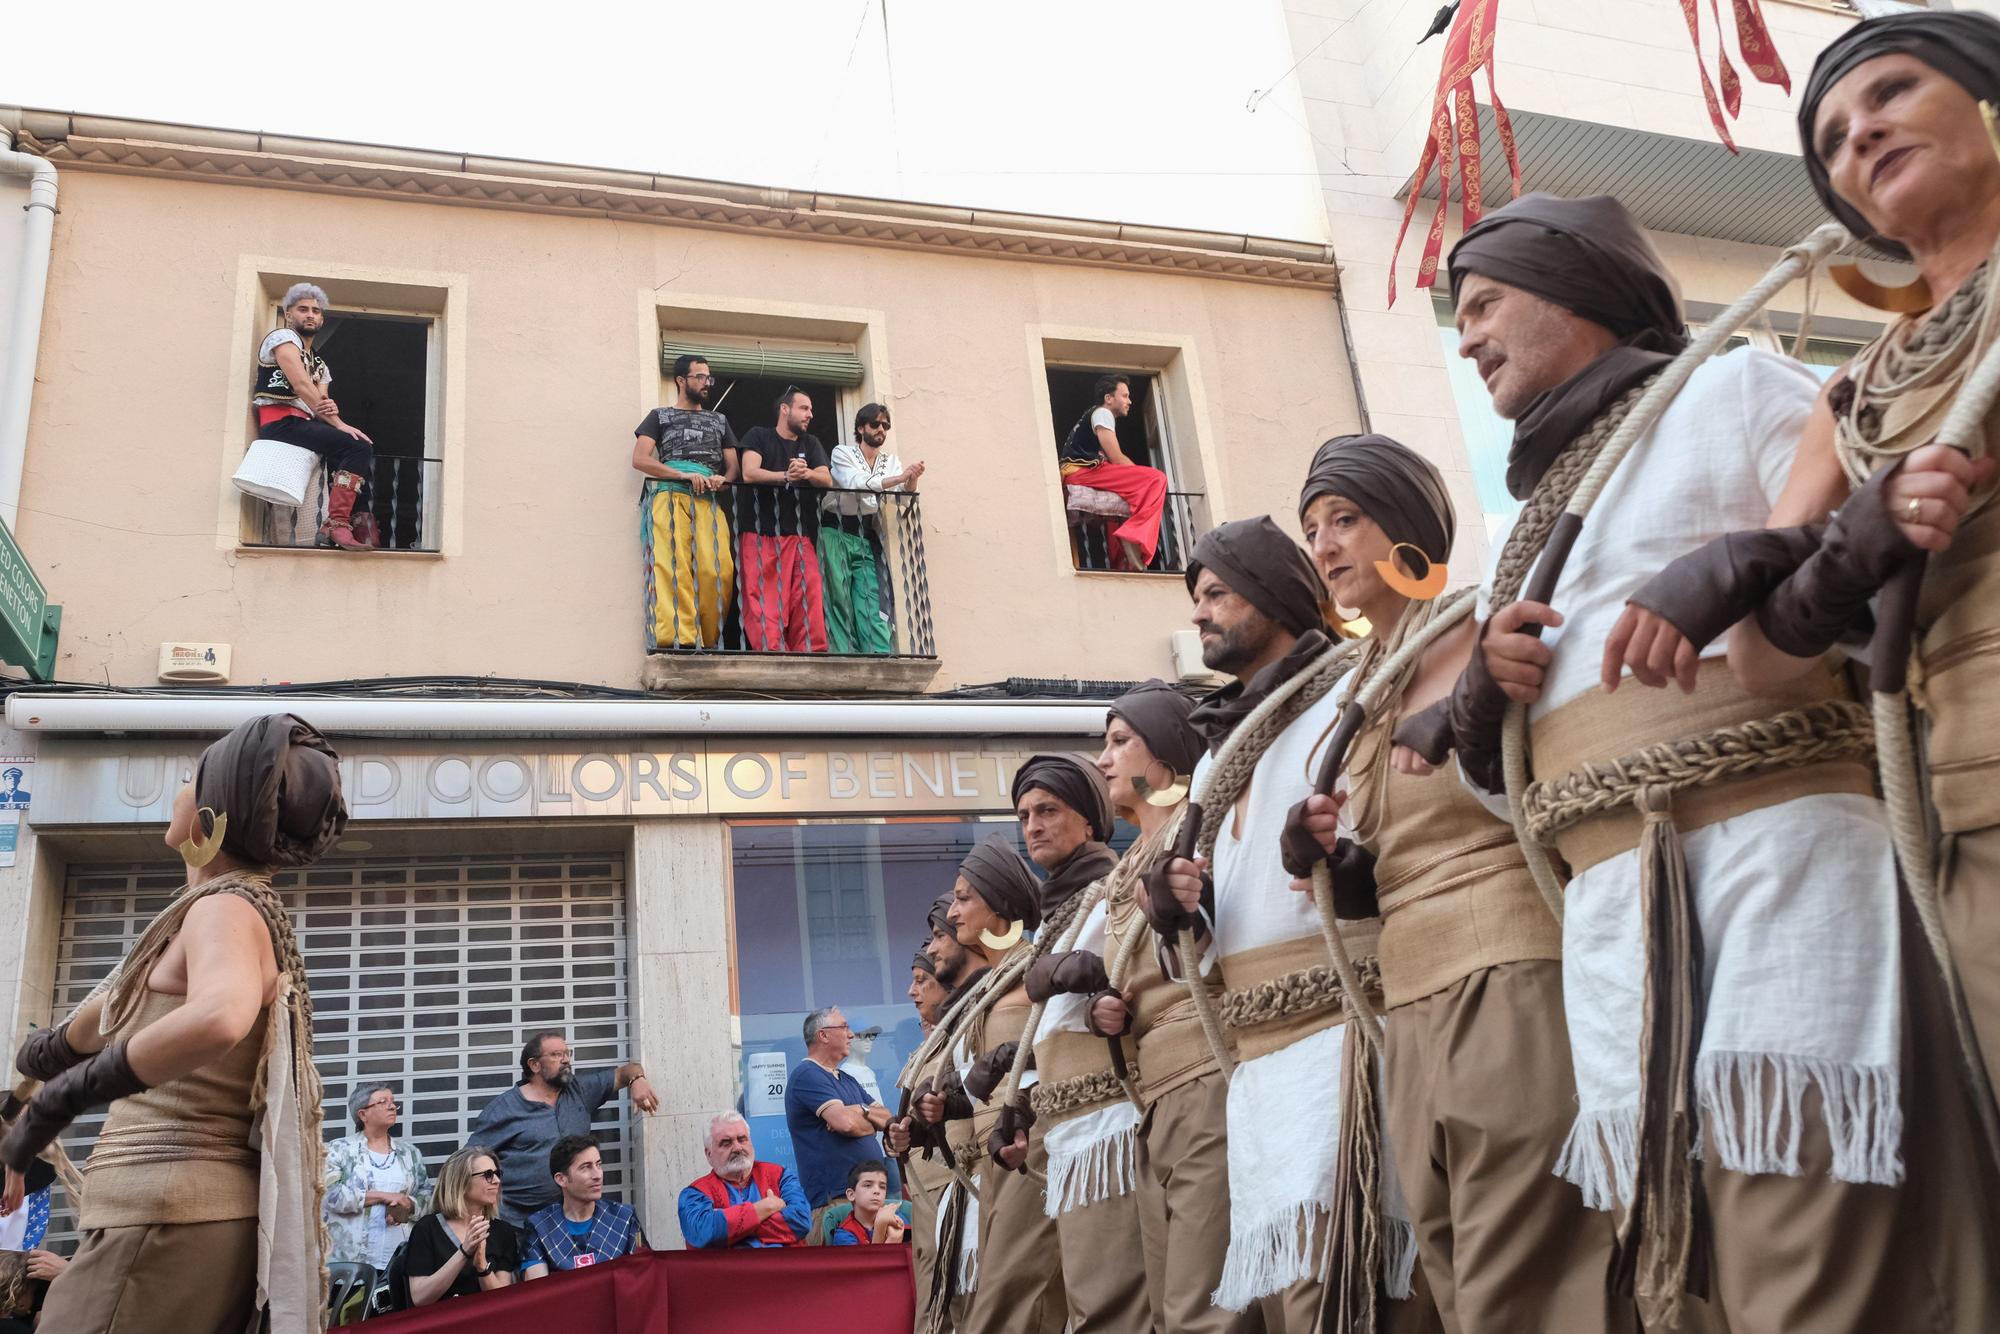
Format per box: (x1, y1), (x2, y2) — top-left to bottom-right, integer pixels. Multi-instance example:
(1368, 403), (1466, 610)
(1375, 543), (1449, 601)
(1132, 761), (1188, 808)
(979, 919), (1025, 951)
(180, 808), (226, 869)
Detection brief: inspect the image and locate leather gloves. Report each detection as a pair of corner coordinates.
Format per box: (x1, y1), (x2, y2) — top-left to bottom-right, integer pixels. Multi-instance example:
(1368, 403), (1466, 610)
(1277, 801), (1382, 918)
(1, 1039), (148, 1174)
(1757, 466), (1916, 658)
(962, 1042), (1020, 1104)
(1024, 951), (1110, 1004)
(1140, 857), (1212, 938)
(14, 1020), (85, 1083)
(1084, 990), (1132, 1038)
(987, 1101), (1036, 1174)
(1626, 524), (1825, 651)
(1392, 618), (1512, 793)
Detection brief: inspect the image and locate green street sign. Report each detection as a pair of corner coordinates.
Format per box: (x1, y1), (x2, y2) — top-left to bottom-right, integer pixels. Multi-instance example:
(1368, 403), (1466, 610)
(0, 519), (58, 681)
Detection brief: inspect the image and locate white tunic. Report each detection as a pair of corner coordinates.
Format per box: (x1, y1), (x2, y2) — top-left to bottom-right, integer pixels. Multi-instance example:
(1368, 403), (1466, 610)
(1033, 899), (1144, 1216)
(1478, 348), (1903, 1206)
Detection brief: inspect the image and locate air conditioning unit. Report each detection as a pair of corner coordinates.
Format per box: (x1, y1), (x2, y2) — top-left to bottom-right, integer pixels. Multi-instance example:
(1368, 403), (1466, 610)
(158, 642), (231, 684)
(1170, 630), (1223, 687)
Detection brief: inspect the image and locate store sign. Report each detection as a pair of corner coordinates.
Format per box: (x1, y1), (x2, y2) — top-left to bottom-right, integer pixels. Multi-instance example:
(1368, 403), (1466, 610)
(29, 736), (1096, 825)
(0, 521), (58, 682)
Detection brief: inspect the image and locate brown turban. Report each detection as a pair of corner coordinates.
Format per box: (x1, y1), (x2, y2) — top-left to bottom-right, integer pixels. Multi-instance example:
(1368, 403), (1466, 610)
(959, 835), (1042, 929)
(1298, 434), (1457, 566)
(927, 891), (955, 937)
(912, 945), (938, 978)
(1184, 517), (1326, 638)
(1106, 680), (1202, 779)
(1447, 194), (1685, 499)
(194, 714), (346, 869)
(1799, 11), (2000, 259)
(1010, 754), (1114, 844)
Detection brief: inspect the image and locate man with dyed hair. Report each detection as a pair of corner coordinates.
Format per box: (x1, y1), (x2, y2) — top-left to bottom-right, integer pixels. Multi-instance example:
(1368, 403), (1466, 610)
(249, 282), (378, 549)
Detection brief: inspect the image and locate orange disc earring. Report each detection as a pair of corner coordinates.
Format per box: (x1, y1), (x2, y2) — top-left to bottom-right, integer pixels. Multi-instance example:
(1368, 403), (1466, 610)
(1375, 544), (1449, 601)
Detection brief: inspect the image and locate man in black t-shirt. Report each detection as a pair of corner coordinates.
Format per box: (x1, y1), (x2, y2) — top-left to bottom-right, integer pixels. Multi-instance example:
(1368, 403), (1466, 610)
(734, 387), (833, 652)
(632, 354), (740, 649)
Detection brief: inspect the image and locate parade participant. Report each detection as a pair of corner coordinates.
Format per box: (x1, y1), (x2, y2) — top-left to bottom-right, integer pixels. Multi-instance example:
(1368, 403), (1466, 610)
(1406, 190), (1955, 1332)
(1283, 435), (1632, 1332)
(897, 919), (957, 1326)
(1150, 517), (1418, 1331)
(1084, 682), (1254, 1334)
(911, 940), (950, 1029)
(3, 715), (345, 1334)
(907, 834), (1064, 1334)
(992, 754), (1155, 1333)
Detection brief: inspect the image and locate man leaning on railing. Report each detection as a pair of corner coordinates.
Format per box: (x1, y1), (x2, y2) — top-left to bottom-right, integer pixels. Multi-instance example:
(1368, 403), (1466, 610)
(634, 353), (741, 651)
(823, 402), (925, 655)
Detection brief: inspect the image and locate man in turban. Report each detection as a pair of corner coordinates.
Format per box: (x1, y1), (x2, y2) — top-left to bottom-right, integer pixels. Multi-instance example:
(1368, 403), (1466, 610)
(7, 715), (344, 1334)
(1402, 190), (1951, 1331)
(1150, 516), (1416, 1330)
(1285, 434), (1627, 1332)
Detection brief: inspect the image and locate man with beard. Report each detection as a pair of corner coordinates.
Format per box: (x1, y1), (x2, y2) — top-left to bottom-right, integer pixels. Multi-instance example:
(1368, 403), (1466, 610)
(1151, 517), (1428, 1331)
(1401, 191), (1984, 1331)
(678, 1112), (810, 1249)
(470, 1031), (660, 1226)
(897, 907), (959, 1318)
(249, 282), (377, 549)
(634, 353), (740, 649)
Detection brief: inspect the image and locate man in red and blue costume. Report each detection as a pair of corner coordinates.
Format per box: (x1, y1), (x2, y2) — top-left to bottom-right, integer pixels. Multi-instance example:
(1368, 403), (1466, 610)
(678, 1111), (810, 1248)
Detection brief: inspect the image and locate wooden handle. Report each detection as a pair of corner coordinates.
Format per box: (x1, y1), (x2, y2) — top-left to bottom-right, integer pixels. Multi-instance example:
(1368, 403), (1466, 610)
(1313, 702), (1367, 798)
(1518, 512), (1584, 639)
(1871, 558), (1928, 695)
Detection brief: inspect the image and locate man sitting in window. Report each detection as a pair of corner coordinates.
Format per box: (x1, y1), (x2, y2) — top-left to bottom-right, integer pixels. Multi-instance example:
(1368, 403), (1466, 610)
(249, 282), (377, 550)
(736, 387), (833, 652)
(520, 1135), (646, 1276)
(634, 353), (740, 650)
(1060, 373), (1169, 570)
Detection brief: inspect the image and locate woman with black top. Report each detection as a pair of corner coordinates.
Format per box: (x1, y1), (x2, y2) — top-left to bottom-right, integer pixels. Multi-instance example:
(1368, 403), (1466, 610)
(407, 1145), (521, 1306)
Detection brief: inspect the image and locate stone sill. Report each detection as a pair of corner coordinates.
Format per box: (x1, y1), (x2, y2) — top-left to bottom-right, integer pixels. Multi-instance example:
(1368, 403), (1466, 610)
(641, 652), (941, 695)
(235, 544), (444, 560)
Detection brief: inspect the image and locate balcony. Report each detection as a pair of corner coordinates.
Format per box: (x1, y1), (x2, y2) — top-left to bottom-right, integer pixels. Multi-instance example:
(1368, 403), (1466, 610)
(1067, 488), (1204, 575)
(246, 455), (442, 553)
(638, 482), (939, 694)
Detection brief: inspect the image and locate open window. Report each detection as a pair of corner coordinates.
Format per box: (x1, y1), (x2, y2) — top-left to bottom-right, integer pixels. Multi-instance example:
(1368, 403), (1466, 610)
(240, 280), (442, 553)
(1044, 363), (1201, 575)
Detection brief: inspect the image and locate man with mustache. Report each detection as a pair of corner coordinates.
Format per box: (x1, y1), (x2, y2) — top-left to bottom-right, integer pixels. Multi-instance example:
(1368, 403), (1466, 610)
(678, 1112), (810, 1249)
(634, 352), (741, 649)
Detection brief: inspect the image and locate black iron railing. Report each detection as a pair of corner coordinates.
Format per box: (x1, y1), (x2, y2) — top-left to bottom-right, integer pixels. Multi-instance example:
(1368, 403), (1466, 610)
(641, 482), (935, 658)
(248, 455), (442, 553)
(1068, 488), (1203, 574)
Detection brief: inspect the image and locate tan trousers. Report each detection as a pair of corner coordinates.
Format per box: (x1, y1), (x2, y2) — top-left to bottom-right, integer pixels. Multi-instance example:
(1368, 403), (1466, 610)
(1138, 1072), (1263, 1334)
(1383, 960), (1638, 1334)
(39, 1216), (259, 1334)
(1054, 1172), (1153, 1332)
(964, 1139), (1067, 1334)
(1941, 824), (2000, 1106)
(910, 1166), (947, 1331)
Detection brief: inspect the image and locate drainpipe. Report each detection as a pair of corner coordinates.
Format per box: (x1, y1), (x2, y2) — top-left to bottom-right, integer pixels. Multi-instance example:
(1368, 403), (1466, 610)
(0, 124), (57, 534)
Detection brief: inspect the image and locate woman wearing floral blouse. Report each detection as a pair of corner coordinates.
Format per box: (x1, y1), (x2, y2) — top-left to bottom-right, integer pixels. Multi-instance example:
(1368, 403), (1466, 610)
(324, 1083), (431, 1269)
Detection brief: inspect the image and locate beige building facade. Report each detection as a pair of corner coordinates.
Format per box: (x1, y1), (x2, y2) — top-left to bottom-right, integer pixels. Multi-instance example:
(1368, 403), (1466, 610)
(0, 105), (1366, 1250)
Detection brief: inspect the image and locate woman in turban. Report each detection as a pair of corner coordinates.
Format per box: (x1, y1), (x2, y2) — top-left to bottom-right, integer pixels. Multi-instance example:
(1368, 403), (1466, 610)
(1284, 435), (1618, 1333)
(4, 714), (345, 1334)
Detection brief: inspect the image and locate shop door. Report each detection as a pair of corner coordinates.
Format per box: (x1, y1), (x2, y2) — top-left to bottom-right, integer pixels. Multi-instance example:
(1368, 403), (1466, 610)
(44, 851), (631, 1245)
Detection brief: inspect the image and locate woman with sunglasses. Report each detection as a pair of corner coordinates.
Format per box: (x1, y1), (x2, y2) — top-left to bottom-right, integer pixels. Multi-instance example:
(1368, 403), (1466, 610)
(407, 1145), (522, 1306)
(325, 1083), (431, 1276)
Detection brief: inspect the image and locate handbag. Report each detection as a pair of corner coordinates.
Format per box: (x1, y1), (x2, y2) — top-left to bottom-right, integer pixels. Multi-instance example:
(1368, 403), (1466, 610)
(232, 438), (320, 506)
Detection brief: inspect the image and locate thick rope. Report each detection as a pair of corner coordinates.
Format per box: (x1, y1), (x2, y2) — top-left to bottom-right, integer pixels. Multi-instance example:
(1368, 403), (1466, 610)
(1001, 877), (1113, 1106)
(1494, 223), (1854, 919)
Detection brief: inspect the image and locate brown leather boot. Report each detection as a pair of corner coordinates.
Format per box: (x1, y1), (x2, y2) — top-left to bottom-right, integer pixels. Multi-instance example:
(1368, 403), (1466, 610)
(318, 471), (370, 551)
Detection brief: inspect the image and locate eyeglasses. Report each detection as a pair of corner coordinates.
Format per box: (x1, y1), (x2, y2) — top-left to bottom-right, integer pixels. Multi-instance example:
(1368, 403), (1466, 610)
(823, 1024), (853, 1034)
(363, 1098), (400, 1111)
(472, 1169), (503, 1183)
(685, 373), (715, 383)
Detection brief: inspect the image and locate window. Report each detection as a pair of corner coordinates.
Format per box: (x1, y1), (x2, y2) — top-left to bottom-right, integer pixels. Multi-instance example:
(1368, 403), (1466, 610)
(239, 276), (444, 554)
(1432, 295), (1523, 542)
(1796, 336), (1867, 381)
(1045, 364), (1202, 575)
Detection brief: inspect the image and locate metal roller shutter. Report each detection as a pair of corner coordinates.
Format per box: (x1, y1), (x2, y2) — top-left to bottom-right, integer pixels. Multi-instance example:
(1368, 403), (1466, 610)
(44, 851), (632, 1247)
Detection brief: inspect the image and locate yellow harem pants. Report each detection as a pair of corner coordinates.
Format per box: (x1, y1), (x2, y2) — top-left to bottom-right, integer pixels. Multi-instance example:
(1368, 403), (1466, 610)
(645, 486), (735, 649)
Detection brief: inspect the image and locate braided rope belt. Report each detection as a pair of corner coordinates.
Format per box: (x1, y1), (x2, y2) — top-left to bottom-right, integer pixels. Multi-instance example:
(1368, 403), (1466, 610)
(953, 1142), (985, 1176)
(1519, 702), (1875, 844)
(1218, 957), (1383, 1032)
(1029, 1067), (1136, 1120)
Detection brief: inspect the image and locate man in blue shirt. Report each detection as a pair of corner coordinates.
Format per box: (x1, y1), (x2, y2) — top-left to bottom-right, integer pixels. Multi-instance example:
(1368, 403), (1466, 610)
(678, 1111), (810, 1248)
(521, 1135), (646, 1275)
(471, 1030), (660, 1225)
(784, 1006), (892, 1240)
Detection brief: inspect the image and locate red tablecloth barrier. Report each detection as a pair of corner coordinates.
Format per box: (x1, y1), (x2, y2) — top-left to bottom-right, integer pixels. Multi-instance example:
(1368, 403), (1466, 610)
(362, 1246), (915, 1333)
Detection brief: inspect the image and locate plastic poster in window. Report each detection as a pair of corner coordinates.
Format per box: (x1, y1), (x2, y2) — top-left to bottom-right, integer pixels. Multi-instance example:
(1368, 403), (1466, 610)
(745, 1050), (788, 1117)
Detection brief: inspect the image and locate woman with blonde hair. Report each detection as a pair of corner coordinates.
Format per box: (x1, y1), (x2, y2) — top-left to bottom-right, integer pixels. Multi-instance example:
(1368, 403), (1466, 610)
(404, 1144), (522, 1307)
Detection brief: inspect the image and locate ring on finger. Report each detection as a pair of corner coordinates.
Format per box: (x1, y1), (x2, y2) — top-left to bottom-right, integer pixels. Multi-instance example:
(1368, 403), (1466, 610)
(1904, 496), (1923, 523)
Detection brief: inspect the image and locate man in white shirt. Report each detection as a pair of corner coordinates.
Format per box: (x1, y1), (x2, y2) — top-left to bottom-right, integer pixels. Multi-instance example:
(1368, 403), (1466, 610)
(1059, 375), (1169, 571)
(823, 402), (924, 654)
(249, 282), (378, 549)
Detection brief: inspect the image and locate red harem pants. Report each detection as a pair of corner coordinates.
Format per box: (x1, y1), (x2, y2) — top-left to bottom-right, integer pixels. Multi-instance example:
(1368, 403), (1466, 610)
(737, 533), (829, 652)
(1063, 463), (1168, 565)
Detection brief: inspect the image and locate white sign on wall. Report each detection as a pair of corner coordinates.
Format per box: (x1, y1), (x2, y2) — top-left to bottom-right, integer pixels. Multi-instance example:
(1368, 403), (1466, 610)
(745, 1050), (789, 1117)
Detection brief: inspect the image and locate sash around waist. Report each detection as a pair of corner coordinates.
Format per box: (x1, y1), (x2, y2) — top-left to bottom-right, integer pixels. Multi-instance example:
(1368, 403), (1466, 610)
(1528, 659), (1874, 876)
(1218, 928), (1379, 1063)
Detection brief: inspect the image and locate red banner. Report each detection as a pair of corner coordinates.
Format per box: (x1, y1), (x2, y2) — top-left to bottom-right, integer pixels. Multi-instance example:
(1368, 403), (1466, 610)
(1680, 0), (1791, 152)
(361, 1246), (916, 1333)
(1387, 0), (1519, 306)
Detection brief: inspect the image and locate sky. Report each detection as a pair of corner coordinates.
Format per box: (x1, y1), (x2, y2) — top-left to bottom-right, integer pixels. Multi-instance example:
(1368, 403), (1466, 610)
(2, 0), (1335, 242)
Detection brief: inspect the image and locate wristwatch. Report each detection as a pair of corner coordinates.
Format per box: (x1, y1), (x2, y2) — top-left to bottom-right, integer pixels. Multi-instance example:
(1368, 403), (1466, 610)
(472, 1262), (494, 1278)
